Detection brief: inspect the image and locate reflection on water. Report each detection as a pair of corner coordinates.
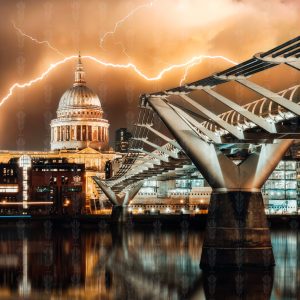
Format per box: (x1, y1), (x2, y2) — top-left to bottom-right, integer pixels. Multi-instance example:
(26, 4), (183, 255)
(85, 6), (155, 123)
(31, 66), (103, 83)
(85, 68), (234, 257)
(271, 230), (300, 300)
(0, 221), (298, 299)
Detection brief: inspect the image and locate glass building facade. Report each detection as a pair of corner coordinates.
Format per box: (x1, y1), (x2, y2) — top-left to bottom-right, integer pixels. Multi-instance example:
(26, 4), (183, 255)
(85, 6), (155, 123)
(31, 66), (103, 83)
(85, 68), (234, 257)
(139, 160), (300, 214)
(262, 161), (298, 214)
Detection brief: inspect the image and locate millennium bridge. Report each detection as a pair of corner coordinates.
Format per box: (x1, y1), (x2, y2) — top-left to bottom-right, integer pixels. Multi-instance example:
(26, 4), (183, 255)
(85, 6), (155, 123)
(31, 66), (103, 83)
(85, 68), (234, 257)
(93, 35), (300, 269)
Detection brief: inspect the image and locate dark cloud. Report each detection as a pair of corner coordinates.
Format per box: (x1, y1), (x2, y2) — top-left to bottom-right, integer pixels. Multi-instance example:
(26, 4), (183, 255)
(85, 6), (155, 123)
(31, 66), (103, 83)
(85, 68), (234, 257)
(0, 0), (299, 150)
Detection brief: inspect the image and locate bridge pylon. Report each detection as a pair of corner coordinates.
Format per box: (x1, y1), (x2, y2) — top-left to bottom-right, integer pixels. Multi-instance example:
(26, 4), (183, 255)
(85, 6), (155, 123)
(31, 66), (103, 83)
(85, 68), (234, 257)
(92, 177), (143, 223)
(147, 96), (293, 269)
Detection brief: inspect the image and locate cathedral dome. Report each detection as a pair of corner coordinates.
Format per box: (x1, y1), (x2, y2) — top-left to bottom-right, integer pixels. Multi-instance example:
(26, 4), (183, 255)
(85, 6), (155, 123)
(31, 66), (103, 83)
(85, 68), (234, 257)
(50, 54), (110, 152)
(58, 85), (101, 111)
(58, 53), (102, 112)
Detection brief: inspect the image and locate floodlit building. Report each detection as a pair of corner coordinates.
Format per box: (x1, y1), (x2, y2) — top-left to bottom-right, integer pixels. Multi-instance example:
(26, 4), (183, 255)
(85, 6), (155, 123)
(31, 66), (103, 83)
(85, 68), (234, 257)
(129, 159), (300, 215)
(50, 54), (110, 151)
(0, 54), (299, 216)
(0, 156), (85, 215)
(0, 55), (119, 213)
(262, 160), (298, 214)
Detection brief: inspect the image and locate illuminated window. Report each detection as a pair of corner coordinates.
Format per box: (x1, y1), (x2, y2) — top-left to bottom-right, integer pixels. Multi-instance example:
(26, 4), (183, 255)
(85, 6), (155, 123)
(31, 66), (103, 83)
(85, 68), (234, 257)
(19, 155), (31, 209)
(19, 155), (31, 168)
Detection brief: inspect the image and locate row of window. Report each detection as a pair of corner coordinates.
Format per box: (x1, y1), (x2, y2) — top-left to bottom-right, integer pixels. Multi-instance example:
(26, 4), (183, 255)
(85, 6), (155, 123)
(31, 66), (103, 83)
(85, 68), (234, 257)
(58, 110), (101, 118)
(264, 181), (297, 189)
(169, 192), (210, 196)
(0, 178), (18, 184)
(0, 168), (14, 176)
(131, 205), (205, 209)
(35, 168), (82, 172)
(53, 125), (107, 142)
(0, 186), (18, 193)
(268, 171), (296, 180)
(276, 161), (296, 170)
(138, 191), (211, 196)
(0, 196), (17, 201)
(142, 179), (205, 188)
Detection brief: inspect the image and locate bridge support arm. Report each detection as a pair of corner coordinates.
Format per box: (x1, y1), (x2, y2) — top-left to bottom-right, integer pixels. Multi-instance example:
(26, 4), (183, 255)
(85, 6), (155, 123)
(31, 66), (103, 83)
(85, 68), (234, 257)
(178, 94), (244, 139)
(286, 61), (300, 71)
(92, 177), (120, 206)
(139, 149), (170, 163)
(147, 96), (294, 269)
(122, 181), (144, 206)
(235, 78), (300, 116)
(202, 87), (277, 133)
(147, 96), (239, 189)
(137, 138), (178, 159)
(168, 103), (222, 143)
(136, 123), (182, 150)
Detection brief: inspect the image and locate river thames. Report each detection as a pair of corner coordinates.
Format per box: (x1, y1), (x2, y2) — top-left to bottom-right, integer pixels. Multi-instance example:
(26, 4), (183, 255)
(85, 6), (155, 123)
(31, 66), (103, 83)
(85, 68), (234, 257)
(0, 221), (298, 299)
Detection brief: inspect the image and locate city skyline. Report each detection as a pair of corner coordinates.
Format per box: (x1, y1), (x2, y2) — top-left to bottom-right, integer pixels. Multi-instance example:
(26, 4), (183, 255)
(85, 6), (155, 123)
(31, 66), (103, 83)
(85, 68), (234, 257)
(0, 2), (300, 297)
(0, 0), (300, 150)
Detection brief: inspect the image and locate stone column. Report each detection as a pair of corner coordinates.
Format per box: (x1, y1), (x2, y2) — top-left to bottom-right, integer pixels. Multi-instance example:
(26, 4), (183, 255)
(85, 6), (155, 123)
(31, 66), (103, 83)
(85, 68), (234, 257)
(107, 128), (109, 142)
(66, 125), (70, 141)
(74, 125), (77, 141)
(98, 127), (101, 141)
(53, 127), (55, 142)
(57, 126), (60, 141)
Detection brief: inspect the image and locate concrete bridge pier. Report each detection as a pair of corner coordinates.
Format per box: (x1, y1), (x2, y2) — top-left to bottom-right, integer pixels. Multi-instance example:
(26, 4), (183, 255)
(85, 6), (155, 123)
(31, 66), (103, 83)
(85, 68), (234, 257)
(148, 96), (293, 268)
(92, 177), (143, 223)
(111, 205), (124, 223)
(201, 190), (273, 269)
(203, 268), (274, 299)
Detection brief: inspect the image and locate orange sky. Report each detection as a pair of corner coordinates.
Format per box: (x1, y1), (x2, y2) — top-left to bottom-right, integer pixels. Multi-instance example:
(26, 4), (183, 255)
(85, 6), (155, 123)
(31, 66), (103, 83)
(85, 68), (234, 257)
(0, 0), (299, 150)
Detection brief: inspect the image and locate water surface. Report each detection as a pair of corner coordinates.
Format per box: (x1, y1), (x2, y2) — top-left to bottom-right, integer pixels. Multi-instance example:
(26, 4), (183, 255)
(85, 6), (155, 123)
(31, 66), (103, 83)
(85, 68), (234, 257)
(0, 221), (298, 299)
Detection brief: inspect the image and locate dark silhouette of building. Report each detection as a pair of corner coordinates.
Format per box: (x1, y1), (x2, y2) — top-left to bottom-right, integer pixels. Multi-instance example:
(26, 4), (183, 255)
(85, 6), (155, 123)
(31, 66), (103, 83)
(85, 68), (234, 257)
(115, 128), (132, 153)
(105, 160), (112, 179)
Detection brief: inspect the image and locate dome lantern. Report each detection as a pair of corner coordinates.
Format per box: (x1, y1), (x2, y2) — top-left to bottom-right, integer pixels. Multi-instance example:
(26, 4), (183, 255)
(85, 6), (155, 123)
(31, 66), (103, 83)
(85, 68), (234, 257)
(74, 52), (86, 87)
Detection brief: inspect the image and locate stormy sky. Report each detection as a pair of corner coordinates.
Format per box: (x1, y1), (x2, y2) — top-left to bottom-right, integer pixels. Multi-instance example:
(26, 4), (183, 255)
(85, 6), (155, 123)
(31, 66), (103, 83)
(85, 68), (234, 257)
(0, 0), (299, 150)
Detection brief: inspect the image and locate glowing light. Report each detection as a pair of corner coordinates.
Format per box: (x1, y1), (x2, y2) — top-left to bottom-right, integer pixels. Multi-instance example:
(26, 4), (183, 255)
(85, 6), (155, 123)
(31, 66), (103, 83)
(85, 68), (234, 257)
(99, 0), (156, 50)
(4, 23), (238, 108)
(0, 54), (237, 107)
(180, 60), (202, 86)
(12, 21), (65, 57)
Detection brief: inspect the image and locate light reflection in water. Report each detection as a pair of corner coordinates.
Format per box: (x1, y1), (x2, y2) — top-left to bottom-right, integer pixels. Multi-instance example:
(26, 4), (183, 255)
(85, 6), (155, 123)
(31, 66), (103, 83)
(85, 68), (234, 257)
(271, 230), (300, 300)
(0, 222), (297, 299)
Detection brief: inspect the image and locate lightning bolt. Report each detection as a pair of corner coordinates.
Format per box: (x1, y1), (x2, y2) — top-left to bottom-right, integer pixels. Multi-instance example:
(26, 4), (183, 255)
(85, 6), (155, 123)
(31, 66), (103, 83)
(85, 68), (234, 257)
(4, 22), (238, 108)
(99, 0), (156, 50)
(97, 1), (237, 85)
(114, 41), (132, 60)
(0, 54), (237, 107)
(180, 60), (203, 86)
(12, 21), (65, 57)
